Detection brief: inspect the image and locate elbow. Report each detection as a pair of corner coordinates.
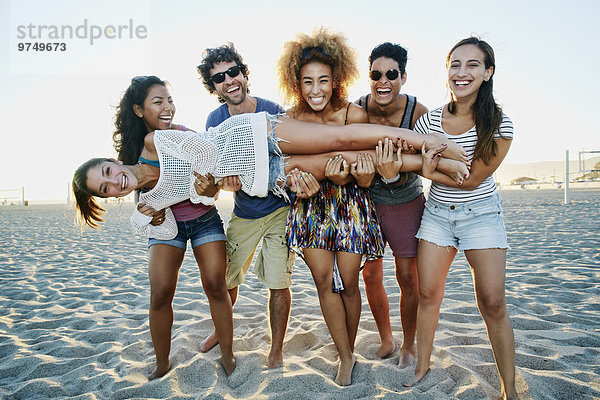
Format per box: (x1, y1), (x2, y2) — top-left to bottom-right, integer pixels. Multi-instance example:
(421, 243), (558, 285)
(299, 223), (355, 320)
(461, 180), (482, 191)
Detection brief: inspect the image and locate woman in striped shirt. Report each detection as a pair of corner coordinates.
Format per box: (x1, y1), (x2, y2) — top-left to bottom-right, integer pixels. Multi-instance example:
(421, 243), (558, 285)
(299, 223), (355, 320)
(408, 38), (517, 400)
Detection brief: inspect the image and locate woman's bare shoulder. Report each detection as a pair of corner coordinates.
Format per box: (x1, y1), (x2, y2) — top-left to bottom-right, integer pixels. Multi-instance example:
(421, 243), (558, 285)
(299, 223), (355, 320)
(347, 102), (369, 124)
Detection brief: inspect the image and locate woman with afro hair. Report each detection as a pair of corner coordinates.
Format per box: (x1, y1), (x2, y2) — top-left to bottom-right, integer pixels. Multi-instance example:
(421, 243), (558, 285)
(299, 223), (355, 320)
(277, 28), (382, 386)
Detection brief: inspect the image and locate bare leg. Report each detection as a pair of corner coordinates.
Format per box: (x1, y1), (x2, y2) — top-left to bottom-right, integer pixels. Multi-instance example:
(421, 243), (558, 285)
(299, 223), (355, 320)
(465, 249), (517, 400)
(362, 259), (395, 358)
(193, 241), (236, 376)
(200, 286), (238, 353)
(337, 252), (362, 384)
(304, 248), (356, 386)
(267, 288), (291, 368)
(410, 240), (455, 386)
(147, 244), (185, 380)
(286, 151), (424, 181)
(274, 116), (468, 162)
(286, 151), (468, 187)
(395, 256), (419, 368)
(336, 252), (363, 352)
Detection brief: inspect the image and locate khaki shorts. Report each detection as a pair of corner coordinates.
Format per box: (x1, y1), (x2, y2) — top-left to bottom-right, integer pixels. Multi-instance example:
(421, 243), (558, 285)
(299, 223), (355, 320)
(225, 206), (294, 290)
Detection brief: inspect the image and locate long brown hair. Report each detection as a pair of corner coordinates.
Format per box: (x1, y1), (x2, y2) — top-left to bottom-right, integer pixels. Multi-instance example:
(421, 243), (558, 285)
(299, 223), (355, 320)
(447, 37), (503, 165)
(113, 76), (167, 165)
(72, 158), (111, 230)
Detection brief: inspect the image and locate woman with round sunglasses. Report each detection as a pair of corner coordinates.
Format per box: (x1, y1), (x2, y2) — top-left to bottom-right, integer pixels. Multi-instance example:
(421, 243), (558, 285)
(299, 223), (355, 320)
(407, 38), (517, 399)
(111, 76), (236, 379)
(355, 43), (428, 367)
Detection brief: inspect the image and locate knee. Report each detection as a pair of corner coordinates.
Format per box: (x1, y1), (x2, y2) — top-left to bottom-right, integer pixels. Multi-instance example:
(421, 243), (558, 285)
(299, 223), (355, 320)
(270, 288), (290, 302)
(418, 286), (443, 307)
(150, 285), (175, 310)
(341, 282), (359, 298)
(202, 277), (227, 300)
(310, 270), (332, 291)
(362, 266), (382, 287)
(478, 294), (508, 321)
(396, 269), (418, 292)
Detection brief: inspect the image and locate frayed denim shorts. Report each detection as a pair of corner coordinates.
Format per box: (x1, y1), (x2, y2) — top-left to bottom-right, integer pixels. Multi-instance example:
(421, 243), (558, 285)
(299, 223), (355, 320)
(416, 193), (508, 250)
(266, 113), (288, 196)
(148, 207), (226, 250)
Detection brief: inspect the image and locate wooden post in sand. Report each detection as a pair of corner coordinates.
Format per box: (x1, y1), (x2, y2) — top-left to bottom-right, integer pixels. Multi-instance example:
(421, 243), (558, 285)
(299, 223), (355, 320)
(564, 150), (570, 205)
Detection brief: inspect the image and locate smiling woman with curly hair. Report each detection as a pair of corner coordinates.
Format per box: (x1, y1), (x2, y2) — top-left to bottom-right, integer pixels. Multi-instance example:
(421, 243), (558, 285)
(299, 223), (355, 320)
(277, 28), (383, 386)
(277, 27), (359, 114)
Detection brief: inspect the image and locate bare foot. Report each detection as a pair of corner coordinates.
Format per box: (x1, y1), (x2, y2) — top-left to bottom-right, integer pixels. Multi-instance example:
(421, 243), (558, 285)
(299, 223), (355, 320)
(222, 355), (236, 376)
(437, 158), (470, 185)
(449, 159), (470, 184)
(377, 340), (396, 359)
(335, 356), (356, 386)
(267, 350), (283, 369)
(200, 331), (219, 353)
(403, 367), (430, 387)
(397, 347), (415, 369)
(427, 133), (468, 163)
(444, 142), (469, 163)
(148, 361), (171, 380)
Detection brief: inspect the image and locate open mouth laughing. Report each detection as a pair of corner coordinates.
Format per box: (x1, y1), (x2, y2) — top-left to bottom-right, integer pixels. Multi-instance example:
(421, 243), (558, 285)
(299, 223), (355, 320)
(309, 95), (326, 105)
(376, 88), (392, 97)
(454, 80), (471, 88)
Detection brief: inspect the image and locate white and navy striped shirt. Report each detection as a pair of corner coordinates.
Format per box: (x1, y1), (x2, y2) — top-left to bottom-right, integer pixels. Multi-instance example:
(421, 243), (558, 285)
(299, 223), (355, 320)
(414, 105), (513, 204)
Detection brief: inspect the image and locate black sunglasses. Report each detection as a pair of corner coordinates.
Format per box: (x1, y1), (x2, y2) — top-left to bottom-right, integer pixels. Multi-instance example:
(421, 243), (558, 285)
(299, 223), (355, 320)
(210, 66), (242, 84)
(301, 46), (329, 60)
(369, 69), (400, 81)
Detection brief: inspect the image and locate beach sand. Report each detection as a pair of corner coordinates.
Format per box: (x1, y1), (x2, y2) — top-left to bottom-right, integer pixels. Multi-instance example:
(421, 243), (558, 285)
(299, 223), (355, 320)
(0, 189), (599, 399)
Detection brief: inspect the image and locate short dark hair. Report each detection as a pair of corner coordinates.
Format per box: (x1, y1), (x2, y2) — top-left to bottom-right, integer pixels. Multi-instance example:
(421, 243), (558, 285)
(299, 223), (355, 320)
(197, 43), (249, 103)
(368, 42), (408, 74)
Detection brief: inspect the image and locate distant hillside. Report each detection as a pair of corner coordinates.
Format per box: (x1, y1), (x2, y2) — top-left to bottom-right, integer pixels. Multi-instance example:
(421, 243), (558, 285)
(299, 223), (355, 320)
(495, 157), (600, 184)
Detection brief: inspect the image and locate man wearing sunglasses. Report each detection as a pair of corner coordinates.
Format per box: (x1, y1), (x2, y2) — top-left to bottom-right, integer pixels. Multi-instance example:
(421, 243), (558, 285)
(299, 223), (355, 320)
(196, 43), (305, 369)
(355, 42), (428, 368)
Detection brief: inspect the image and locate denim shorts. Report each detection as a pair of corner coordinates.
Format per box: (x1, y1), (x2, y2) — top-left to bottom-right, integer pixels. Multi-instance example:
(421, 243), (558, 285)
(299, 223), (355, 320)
(148, 207), (226, 250)
(416, 193), (508, 250)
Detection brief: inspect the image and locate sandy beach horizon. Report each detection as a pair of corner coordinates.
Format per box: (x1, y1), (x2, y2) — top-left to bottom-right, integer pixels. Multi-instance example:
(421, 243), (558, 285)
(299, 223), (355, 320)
(1, 188), (599, 399)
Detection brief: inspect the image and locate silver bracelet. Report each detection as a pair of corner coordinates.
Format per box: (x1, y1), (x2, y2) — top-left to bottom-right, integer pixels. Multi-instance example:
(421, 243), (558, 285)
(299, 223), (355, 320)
(380, 173), (401, 184)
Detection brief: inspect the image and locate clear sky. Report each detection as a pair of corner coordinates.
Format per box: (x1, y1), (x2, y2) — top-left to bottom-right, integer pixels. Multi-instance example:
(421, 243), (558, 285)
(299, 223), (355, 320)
(2, 0), (599, 201)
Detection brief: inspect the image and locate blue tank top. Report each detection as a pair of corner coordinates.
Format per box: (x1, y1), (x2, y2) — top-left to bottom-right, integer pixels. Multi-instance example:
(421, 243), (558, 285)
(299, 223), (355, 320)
(138, 156), (159, 167)
(137, 157), (159, 192)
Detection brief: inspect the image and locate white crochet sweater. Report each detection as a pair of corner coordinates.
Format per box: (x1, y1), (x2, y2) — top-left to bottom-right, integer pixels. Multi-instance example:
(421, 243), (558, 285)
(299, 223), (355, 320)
(131, 112), (277, 240)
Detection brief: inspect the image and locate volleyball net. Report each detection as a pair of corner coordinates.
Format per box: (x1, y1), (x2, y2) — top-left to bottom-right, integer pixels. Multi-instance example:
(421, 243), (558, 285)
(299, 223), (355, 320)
(0, 187), (25, 207)
(579, 150), (600, 173)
